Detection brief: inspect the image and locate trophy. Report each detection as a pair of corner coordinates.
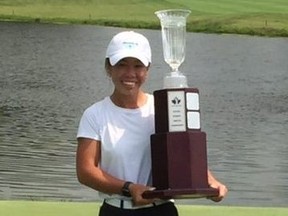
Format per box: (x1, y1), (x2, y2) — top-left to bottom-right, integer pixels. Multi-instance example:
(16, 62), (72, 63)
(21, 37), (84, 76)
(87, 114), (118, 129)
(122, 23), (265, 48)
(142, 9), (219, 199)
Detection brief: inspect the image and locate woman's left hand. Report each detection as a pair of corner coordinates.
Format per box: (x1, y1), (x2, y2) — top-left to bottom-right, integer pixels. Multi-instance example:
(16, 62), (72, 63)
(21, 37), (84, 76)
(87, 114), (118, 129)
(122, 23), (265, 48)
(209, 181), (228, 202)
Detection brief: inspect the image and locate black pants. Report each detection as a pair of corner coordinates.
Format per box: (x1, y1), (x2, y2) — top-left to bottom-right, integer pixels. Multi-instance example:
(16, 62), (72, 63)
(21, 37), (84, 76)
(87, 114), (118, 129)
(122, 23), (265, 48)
(99, 201), (179, 216)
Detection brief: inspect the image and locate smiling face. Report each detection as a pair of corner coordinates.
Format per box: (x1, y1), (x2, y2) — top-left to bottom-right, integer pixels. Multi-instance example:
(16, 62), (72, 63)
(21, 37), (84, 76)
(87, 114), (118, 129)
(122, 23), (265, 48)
(107, 57), (149, 97)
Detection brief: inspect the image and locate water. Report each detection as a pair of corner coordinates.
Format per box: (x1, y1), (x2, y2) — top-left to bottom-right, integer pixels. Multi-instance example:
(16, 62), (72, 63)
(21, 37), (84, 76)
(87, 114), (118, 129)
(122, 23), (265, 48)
(0, 22), (288, 207)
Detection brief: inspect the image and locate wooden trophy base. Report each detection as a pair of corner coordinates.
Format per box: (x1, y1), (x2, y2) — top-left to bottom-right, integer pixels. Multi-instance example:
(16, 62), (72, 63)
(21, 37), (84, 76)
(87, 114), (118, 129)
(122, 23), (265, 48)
(145, 131), (219, 199)
(142, 187), (219, 199)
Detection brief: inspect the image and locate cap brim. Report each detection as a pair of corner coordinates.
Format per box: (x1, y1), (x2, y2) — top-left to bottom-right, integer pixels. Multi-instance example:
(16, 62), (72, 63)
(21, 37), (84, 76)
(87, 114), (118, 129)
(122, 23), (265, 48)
(109, 51), (150, 67)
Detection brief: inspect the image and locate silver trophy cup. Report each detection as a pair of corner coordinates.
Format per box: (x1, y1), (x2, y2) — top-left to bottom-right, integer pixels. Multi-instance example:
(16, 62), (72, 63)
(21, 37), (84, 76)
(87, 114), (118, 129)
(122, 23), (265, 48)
(155, 9), (191, 88)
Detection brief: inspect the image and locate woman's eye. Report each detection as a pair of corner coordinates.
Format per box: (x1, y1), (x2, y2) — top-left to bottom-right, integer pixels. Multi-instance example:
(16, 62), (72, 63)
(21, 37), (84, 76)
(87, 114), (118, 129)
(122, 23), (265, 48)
(135, 64), (145, 68)
(117, 62), (127, 67)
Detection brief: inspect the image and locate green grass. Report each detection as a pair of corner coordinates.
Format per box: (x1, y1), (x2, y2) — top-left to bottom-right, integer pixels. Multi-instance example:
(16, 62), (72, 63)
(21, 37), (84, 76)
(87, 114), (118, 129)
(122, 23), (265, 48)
(0, 0), (287, 37)
(0, 201), (287, 216)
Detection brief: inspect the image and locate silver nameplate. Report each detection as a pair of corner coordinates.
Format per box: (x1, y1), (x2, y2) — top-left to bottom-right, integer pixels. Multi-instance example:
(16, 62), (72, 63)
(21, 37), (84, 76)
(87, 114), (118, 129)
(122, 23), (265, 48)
(168, 91), (186, 132)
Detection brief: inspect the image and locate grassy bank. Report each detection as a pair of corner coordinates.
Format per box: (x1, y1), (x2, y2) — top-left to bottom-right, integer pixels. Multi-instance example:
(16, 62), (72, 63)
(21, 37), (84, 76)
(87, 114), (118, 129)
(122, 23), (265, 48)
(0, 201), (287, 216)
(0, 0), (288, 37)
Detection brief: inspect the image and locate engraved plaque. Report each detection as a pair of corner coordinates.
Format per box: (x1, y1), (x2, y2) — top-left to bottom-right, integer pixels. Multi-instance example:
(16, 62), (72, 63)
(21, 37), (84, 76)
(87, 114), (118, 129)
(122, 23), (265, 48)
(168, 91), (186, 132)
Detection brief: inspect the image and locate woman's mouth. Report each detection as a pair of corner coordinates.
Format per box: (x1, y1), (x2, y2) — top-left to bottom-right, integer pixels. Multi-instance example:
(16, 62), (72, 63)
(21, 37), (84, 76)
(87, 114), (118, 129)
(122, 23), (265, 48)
(122, 81), (136, 87)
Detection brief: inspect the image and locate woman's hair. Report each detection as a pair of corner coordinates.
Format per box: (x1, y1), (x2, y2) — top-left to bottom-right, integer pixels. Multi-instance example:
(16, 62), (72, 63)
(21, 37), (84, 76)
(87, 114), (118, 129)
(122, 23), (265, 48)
(105, 58), (111, 75)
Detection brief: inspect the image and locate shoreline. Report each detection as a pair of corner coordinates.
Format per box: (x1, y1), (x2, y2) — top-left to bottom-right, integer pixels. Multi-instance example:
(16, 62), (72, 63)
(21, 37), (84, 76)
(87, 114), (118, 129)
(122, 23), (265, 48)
(1, 16), (287, 38)
(0, 0), (287, 37)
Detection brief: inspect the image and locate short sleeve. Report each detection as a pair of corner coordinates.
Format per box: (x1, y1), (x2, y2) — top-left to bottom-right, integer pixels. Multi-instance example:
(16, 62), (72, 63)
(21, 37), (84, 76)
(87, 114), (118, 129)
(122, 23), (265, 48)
(77, 107), (101, 141)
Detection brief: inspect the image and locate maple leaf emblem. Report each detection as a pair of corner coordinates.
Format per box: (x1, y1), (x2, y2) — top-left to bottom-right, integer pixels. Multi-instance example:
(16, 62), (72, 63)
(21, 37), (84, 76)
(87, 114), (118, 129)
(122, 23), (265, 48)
(172, 97), (181, 104)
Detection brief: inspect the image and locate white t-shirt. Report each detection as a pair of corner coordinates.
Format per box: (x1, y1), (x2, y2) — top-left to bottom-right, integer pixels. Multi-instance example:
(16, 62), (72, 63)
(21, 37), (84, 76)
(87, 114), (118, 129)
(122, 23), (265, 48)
(77, 94), (155, 195)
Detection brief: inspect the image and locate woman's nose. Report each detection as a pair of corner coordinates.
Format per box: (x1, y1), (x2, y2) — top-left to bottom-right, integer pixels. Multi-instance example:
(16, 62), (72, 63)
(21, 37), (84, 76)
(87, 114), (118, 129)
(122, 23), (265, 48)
(125, 65), (137, 76)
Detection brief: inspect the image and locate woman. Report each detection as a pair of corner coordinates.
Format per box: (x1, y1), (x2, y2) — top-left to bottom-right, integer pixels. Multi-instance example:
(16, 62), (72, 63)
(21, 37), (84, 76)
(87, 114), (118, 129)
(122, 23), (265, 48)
(76, 31), (227, 216)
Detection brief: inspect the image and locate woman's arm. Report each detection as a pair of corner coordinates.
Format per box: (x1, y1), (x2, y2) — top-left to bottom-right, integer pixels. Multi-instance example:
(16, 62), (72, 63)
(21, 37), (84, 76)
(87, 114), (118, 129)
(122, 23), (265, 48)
(76, 137), (154, 205)
(207, 169), (228, 202)
(76, 138), (124, 195)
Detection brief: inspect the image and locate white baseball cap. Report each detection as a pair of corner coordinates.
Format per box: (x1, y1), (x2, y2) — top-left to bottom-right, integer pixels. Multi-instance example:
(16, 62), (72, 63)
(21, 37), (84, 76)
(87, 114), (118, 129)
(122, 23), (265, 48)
(106, 31), (152, 67)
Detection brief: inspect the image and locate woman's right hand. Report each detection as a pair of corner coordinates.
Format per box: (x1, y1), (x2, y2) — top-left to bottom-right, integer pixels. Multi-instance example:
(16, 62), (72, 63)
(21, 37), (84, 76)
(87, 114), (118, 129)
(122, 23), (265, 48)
(129, 183), (157, 206)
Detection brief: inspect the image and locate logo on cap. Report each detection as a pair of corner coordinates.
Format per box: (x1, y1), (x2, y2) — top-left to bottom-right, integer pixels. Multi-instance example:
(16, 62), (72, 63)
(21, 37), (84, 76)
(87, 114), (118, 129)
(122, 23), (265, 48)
(123, 42), (139, 49)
